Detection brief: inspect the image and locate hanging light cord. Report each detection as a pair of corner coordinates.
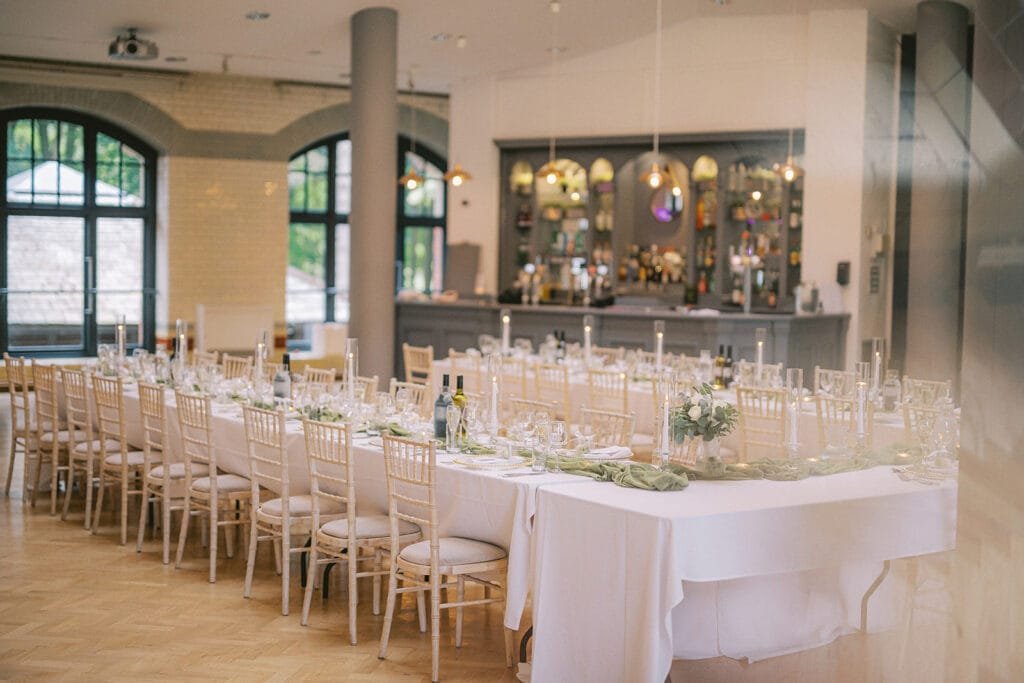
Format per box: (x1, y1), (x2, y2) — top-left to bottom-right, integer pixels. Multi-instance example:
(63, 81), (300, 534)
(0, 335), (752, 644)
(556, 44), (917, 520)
(548, 1), (559, 164)
(652, 0), (663, 158)
(409, 72), (417, 158)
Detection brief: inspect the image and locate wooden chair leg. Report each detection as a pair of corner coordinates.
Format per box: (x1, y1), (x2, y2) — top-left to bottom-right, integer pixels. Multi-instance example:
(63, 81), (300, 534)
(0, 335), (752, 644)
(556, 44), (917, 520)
(378, 565), (400, 659)
(504, 627), (516, 668)
(137, 486), (149, 552)
(372, 549), (382, 615)
(161, 498), (172, 565)
(91, 471), (106, 533)
(83, 459), (95, 530)
(174, 496), (191, 568)
(301, 548), (319, 626)
(224, 503), (236, 559)
(431, 572), (441, 683)
(417, 577), (428, 633)
(348, 543), (358, 644)
(281, 526), (291, 616)
(273, 538), (283, 575)
(4, 439), (15, 496)
(243, 516), (259, 599)
(49, 448), (60, 515)
(209, 502), (219, 583)
(455, 575), (465, 648)
(61, 463), (76, 521)
(120, 475), (129, 545)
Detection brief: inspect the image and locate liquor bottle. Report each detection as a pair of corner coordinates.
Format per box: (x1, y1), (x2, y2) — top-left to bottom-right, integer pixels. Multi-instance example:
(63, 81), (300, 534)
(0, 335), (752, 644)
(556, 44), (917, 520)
(273, 353), (291, 400)
(724, 345), (734, 387)
(713, 345), (725, 389)
(697, 271), (708, 295)
(452, 376), (468, 440)
(434, 373), (453, 439)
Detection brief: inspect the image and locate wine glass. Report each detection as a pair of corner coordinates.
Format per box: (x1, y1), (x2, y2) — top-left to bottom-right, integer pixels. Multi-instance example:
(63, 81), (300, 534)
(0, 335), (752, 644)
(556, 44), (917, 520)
(818, 372), (834, 397)
(572, 422), (594, 456)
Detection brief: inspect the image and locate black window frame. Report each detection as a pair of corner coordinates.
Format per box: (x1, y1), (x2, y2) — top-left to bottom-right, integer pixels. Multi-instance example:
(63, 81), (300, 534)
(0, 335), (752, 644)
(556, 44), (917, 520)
(0, 107), (157, 357)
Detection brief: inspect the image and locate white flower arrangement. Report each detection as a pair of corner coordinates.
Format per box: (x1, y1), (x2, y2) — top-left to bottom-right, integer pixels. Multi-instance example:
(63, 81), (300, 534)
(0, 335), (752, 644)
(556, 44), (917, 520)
(671, 383), (739, 442)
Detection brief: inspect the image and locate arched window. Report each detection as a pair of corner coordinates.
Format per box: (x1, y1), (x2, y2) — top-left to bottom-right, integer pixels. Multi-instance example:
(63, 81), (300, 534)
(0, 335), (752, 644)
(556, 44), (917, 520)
(1, 108), (156, 356)
(286, 133), (446, 349)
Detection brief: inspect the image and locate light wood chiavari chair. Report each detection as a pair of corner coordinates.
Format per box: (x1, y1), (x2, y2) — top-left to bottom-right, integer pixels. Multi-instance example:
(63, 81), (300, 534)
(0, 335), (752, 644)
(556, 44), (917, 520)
(580, 407), (637, 448)
(736, 386), (787, 460)
(60, 368), (100, 527)
(300, 419), (419, 642)
(31, 363), (70, 514)
(356, 375), (379, 403)
(221, 353), (253, 380)
(3, 354), (34, 498)
(813, 367), (856, 396)
(591, 345), (625, 365)
(534, 363), (570, 420)
(499, 356), (528, 397)
(302, 366), (336, 386)
(91, 376), (146, 544)
(587, 368), (630, 413)
(192, 350), (219, 368)
(447, 349), (482, 394)
(261, 362), (285, 384)
(136, 382), (201, 563)
(402, 343), (434, 386)
(174, 391), (251, 583)
(389, 378), (431, 418)
(242, 405), (326, 615)
(902, 377), (951, 406)
(505, 397), (559, 423)
(816, 394), (875, 450)
(378, 435), (513, 681)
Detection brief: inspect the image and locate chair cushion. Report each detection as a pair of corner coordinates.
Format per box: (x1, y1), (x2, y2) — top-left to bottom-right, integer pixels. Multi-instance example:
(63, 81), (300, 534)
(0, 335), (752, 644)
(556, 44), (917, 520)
(74, 439), (122, 455)
(40, 430), (73, 445)
(320, 515), (419, 540)
(259, 495), (343, 518)
(191, 474), (251, 493)
(399, 537), (506, 567)
(104, 450), (145, 466)
(148, 463), (209, 480)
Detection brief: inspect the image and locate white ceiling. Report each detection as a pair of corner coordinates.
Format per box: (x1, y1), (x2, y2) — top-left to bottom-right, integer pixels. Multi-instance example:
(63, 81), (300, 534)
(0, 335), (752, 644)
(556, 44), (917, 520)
(0, 0), (972, 93)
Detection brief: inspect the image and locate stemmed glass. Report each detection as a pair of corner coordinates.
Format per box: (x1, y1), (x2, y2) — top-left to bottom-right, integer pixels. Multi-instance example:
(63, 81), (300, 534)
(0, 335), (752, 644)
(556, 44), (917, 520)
(572, 422), (595, 455)
(818, 372), (834, 397)
(548, 420), (567, 471)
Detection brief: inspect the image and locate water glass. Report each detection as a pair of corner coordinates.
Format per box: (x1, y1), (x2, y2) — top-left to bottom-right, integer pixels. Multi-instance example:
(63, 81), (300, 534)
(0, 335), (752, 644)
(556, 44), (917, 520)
(529, 438), (547, 473)
(445, 405), (462, 453)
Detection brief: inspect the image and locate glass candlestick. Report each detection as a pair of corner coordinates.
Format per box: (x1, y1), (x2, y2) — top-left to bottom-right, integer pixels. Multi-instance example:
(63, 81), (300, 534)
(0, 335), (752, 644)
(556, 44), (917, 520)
(785, 367), (803, 458)
(345, 338), (359, 402)
(654, 320), (665, 371)
(583, 314), (594, 365)
(500, 308), (511, 356)
(754, 327), (768, 386)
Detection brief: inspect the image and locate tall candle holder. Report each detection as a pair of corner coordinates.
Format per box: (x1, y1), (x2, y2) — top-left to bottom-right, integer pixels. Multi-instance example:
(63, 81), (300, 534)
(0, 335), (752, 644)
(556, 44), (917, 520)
(855, 361), (870, 451)
(653, 320), (665, 371)
(500, 308), (511, 356)
(115, 314), (127, 369)
(488, 353), (501, 436)
(583, 314), (594, 366)
(255, 330), (268, 388)
(754, 327), (768, 386)
(870, 337), (884, 404)
(657, 380), (672, 470)
(345, 338), (359, 402)
(785, 367), (803, 458)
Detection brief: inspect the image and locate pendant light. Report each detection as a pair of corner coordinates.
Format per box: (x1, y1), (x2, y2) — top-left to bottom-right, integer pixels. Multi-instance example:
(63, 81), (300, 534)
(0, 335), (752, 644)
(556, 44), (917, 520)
(776, 127), (803, 183)
(638, 0), (666, 190)
(443, 163), (473, 187)
(398, 71), (425, 190)
(536, 0), (564, 185)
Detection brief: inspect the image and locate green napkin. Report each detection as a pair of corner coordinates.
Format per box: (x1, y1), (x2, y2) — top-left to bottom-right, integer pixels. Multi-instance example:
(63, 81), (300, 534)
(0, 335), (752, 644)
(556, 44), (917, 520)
(557, 458), (690, 492)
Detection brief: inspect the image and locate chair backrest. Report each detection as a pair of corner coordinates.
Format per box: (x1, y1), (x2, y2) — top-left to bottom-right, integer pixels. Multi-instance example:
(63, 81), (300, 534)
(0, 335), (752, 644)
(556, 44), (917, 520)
(262, 362), (285, 383)
(534, 363), (570, 419)
(816, 394), (874, 449)
(242, 404), (288, 507)
(813, 366), (856, 397)
(903, 402), (940, 445)
(137, 382), (168, 480)
(734, 360), (784, 388)
(174, 390), (216, 478)
(402, 343), (434, 385)
(381, 435), (436, 550)
(31, 362), (60, 443)
(447, 350), (481, 393)
(193, 350), (219, 368)
(92, 375), (129, 461)
(61, 368), (94, 450)
(303, 366), (336, 385)
(4, 354), (33, 436)
(221, 353), (253, 380)
(580, 407), (636, 448)
(591, 345), (625, 365)
(505, 396), (559, 423)
(356, 375), (379, 403)
(902, 377), (951, 407)
(587, 368), (629, 413)
(735, 386), (786, 460)
(303, 418), (354, 530)
(389, 378), (431, 418)
(499, 356), (528, 397)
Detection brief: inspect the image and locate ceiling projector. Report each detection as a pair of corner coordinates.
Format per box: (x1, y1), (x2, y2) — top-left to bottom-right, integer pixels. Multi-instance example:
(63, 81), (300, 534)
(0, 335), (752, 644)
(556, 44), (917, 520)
(108, 29), (158, 60)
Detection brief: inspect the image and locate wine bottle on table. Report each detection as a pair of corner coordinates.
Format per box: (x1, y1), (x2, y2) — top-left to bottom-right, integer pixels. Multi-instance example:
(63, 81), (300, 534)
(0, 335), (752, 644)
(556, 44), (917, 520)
(724, 346), (734, 387)
(452, 376), (468, 441)
(273, 353), (291, 400)
(434, 374), (453, 439)
(713, 345), (725, 389)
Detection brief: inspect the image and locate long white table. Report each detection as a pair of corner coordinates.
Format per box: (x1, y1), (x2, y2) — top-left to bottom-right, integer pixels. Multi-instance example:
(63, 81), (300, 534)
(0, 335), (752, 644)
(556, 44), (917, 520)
(117, 384), (577, 631)
(529, 467), (958, 682)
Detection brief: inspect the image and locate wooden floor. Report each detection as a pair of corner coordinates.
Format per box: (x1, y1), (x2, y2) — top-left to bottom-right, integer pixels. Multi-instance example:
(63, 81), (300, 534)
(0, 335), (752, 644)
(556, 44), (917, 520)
(0, 403), (958, 682)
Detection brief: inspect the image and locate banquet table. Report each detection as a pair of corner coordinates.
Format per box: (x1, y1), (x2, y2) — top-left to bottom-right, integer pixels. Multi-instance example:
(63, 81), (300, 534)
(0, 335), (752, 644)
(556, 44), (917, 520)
(528, 466), (958, 683)
(115, 383), (578, 631)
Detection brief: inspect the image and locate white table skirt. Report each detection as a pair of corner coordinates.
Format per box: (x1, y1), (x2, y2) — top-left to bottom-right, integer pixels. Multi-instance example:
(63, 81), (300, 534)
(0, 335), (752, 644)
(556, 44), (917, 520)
(117, 385), (578, 631)
(530, 468), (957, 683)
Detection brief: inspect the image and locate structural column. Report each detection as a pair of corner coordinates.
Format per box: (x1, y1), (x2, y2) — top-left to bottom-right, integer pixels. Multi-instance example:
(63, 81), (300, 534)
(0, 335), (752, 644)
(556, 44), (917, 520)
(905, 0), (970, 383)
(348, 7), (398, 380)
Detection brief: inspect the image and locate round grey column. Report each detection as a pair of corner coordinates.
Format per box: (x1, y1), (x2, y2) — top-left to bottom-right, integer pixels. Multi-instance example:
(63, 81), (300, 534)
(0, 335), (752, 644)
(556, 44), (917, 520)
(905, 0), (970, 383)
(348, 7), (398, 380)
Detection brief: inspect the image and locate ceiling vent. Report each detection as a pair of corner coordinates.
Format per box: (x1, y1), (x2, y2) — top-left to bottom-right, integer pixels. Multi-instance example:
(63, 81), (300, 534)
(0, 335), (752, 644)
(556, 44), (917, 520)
(108, 29), (159, 61)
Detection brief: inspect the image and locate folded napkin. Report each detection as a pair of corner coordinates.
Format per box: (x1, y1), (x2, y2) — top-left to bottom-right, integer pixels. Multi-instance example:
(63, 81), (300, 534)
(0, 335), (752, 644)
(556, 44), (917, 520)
(558, 458), (689, 492)
(583, 446), (632, 461)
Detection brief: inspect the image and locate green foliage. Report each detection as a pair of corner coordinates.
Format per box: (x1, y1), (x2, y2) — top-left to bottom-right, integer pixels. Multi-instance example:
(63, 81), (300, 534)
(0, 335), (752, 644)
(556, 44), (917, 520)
(670, 383), (739, 442)
(288, 223), (326, 280)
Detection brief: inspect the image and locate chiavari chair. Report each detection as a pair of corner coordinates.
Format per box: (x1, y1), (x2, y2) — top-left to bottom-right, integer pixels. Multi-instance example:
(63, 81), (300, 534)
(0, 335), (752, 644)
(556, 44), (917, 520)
(60, 368), (100, 527)
(402, 343), (434, 386)
(31, 363), (70, 513)
(586, 368), (630, 414)
(533, 363), (570, 420)
(735, 386), (787, 460)
(221, 353), (253, 380)
(91, 376), (146, 544)
(3, 354), (34, 498)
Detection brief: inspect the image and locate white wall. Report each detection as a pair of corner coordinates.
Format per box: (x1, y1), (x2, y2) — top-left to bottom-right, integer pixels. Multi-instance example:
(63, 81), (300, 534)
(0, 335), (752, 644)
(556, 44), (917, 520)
(449, 9), (896, 368)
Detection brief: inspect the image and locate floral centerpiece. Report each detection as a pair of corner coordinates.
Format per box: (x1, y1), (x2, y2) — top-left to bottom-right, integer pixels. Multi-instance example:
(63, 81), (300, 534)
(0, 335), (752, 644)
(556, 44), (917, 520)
(670, 383), (739, 476)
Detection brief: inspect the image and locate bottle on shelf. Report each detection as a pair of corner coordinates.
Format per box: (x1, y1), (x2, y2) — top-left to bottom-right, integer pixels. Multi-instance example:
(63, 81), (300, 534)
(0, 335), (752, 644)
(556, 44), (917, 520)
(273, 353), (291, 400)
(713, 345), (726, 389)
(434, 373), (453, 439)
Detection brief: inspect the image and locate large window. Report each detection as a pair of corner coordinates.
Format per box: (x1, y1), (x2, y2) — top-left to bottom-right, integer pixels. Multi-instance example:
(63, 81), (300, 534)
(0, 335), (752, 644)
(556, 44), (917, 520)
(1, 109), (156, 356)
(286, 134), (446, 349)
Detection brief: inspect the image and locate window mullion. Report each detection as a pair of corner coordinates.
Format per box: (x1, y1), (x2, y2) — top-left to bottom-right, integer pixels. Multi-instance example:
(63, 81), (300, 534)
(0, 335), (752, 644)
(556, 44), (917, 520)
(325, 141), (337, 321)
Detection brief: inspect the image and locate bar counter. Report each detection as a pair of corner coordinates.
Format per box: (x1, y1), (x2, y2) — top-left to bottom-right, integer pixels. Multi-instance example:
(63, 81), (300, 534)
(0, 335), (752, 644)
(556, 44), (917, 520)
(395, 301), (848, 380)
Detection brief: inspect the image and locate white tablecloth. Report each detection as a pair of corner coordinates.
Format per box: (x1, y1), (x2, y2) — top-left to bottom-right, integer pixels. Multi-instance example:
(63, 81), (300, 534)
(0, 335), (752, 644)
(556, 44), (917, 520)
(530, 468), (957, 683)
(117, 385), (578, 631)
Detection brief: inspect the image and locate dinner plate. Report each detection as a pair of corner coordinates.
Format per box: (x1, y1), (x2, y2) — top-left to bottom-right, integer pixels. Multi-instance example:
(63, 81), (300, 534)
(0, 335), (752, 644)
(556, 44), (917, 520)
(581, 446), (632, 461)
